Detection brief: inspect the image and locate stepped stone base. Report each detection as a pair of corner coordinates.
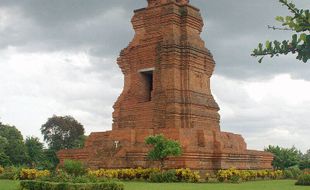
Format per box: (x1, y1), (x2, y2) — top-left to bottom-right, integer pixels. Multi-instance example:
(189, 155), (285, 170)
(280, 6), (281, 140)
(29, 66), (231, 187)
(58, 128), (273, 170)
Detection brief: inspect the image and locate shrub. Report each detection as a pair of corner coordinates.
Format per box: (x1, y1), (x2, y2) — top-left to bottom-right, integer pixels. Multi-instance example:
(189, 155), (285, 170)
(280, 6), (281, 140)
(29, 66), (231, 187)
(289, 167), (302, 179)
(230, 175), (241, 183)
(284, 169), (294, 179)
(0, 166), (22, 180)
(88, 168), (161, 180)
(295, 173), (310, 186)
(117, 169), (136, 180)
(149, 170), (177, 183)
(20, 169), (50, 180)
(20, 180), (124, 190)
(175, 168), (200, 182)
(0, 166), (4, 174)
(136, 168), (161, 180)
(62, 159), (87, 177)
(216, 168), (283, 183)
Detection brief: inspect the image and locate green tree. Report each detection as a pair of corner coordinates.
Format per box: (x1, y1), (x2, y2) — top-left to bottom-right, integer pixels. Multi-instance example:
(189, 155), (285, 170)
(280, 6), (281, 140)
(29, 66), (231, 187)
(145, 134), (182, 169)
(0, 136), (11, 166)
(265, 145), (302, 169)
(72, 135), (87, 149)
(252, 0), (310, 63)
(299, 149), (310, 170)
(0, 123), (28, 165)
(0, 136), (8, 152)
(25, 137), (45, 167)
(41, 149), (59, 170)
(41, 115), (85, 151)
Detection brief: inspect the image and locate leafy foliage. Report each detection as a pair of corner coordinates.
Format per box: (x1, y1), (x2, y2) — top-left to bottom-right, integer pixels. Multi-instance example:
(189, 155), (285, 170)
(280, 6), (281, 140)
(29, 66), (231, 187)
(0, 123), (28, 165)
(217, 168), (283, 183)
(41, 115), (85, 151)
(0, 152), (11, 167)
(295, 173), (310, 186)
(252, 0), (310, 63)
(283, 167), (302, 179)
(19, 168), (50, 180)
(300, 149), (310, 170)
(25, 137), (45, 167)
(145, 134), (182, 169)
(88, 168), (200, 183)
(62, 160), (87, 177)
(265, 145), (302, 169)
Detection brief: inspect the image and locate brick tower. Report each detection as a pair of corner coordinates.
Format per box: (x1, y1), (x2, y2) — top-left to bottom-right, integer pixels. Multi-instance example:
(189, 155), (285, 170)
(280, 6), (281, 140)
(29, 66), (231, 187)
(58, 0), (273, 170)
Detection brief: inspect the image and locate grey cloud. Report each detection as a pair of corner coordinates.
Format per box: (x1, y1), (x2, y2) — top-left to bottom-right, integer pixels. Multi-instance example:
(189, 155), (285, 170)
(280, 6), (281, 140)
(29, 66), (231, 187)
(1, 0), (309, 80)
(0, 0), (309, 151)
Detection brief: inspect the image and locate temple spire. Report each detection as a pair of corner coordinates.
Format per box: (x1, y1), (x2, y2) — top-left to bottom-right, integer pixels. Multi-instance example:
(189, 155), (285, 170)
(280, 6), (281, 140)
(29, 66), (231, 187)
(147, 0), (189, 7)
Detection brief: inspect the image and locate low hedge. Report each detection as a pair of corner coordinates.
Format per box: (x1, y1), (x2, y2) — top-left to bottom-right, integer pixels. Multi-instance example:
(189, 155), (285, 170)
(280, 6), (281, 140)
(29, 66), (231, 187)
(216, 168), (283, 183)
(88, 168), (200, 183)
(20, 180), (124, 190)
(295, 173), (310, 186)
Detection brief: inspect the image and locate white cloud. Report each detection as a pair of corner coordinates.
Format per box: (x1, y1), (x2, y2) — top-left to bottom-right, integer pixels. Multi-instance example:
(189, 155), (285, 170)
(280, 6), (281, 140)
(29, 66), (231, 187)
(0, 48), (122, 140)
(213, 74), (310, 152)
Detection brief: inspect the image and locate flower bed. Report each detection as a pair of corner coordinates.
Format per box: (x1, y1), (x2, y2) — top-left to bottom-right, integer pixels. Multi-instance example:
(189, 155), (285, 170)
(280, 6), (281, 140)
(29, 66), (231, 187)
(216, 168), (283, 183)
(88, 168), (200, 183)
(20, 169), (50, 180)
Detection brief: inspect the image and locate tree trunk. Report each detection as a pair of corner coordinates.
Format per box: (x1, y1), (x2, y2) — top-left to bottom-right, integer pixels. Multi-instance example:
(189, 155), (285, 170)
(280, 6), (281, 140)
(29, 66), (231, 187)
(160, 159), (165, 170)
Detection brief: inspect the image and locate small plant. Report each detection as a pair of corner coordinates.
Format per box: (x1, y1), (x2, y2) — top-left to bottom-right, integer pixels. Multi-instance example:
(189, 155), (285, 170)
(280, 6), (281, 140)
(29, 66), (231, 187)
(145, 134), (182, 169)
(0, 166), (4, 174)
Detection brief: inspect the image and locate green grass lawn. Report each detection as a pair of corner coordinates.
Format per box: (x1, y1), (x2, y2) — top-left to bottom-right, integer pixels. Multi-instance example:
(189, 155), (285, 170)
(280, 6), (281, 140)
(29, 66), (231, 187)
(124, 180), (309, 190)
(0, 180), (20, 190)
(1, 180), (309, 190)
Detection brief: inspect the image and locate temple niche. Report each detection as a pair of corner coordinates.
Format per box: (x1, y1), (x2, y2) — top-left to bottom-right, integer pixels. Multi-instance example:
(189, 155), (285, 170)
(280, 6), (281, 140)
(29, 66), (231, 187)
(57, 0), (273, 170)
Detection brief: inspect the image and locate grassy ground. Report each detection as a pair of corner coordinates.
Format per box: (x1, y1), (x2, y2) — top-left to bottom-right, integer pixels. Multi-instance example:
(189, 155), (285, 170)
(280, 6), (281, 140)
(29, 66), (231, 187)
(0, 179), (309, 190)
(0, 180), (19, 190)
(124, 180), (309, 190)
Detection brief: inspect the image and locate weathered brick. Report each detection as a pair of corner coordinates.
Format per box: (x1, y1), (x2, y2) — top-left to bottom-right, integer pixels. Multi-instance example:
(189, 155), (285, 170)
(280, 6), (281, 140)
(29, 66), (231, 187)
(57, 0), (273, 170)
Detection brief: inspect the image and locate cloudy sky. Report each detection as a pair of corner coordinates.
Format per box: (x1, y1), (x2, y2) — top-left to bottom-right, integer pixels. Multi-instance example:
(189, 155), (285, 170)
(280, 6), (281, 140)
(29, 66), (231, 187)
(0, 0), (309, 152)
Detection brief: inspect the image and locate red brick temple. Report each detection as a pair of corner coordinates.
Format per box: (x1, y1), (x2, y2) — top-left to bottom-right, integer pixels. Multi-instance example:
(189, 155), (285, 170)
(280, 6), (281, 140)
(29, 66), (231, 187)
(58, 0), (273, 170)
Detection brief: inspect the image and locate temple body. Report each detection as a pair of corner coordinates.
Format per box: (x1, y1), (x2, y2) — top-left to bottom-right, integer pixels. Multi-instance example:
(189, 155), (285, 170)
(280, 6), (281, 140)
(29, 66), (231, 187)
(58, 0), (273, 170)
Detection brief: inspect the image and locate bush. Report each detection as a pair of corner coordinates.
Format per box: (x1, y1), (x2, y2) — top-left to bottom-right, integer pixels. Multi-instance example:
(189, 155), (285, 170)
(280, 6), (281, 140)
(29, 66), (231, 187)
(20, 169), (50, 180)
(0, 166), (22, 180)
(175, 168), (200, 182)
(295, 173), (310, 186)
(88, 168), (161, 180)
(216, 168), (283, 183)
(149, 170), (177, 183)
(62, 160), (87, 177)
(20, 180), (124, 190)
(284, 169), (294, 179)
(290, 167), (302, 179)
(0, 166), (4, 174)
